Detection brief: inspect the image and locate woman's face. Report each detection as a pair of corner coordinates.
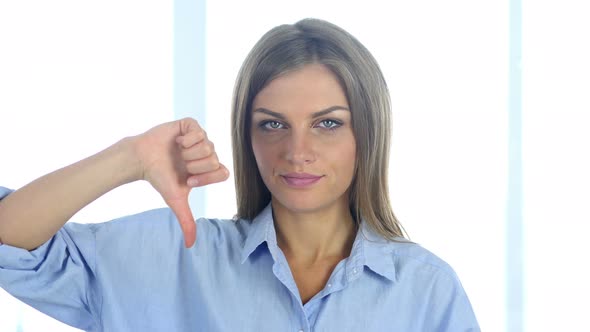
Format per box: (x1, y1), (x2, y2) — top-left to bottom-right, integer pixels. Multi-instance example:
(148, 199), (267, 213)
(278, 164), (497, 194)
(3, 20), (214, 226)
(251, 64), (356, 214)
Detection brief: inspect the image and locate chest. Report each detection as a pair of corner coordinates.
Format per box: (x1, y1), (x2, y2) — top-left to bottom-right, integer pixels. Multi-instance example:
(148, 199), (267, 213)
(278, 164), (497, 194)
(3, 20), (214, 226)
(100, 248), (438, 332)
(188, 261), (425, 332)
(288, 260), (340, 304)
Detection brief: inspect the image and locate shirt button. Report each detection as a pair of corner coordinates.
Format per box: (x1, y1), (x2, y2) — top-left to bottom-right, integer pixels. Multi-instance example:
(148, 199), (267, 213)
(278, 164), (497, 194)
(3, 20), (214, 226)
(327, 283), (332, 288)
(298, 329), (304, 332)
(353, 268), (358, 274)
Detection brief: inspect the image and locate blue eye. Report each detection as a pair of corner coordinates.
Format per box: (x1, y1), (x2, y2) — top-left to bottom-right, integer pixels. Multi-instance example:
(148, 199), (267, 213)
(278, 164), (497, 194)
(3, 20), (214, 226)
(260, 120), (285, 130)
(317, 119), (342, 130)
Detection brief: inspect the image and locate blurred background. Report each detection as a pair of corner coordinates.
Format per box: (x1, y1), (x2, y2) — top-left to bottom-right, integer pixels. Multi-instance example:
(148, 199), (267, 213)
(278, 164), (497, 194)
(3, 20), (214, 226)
(0, 0), (588, 331)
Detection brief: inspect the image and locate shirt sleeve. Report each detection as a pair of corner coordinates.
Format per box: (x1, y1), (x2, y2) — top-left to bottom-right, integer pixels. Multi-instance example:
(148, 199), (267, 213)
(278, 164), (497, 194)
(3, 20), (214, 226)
(0, 186), (101, 331)
(425, 268), (481, 332)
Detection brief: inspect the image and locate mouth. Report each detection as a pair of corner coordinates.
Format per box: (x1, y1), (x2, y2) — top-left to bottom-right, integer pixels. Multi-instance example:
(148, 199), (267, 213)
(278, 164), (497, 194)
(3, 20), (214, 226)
(280, 173), (324, 188)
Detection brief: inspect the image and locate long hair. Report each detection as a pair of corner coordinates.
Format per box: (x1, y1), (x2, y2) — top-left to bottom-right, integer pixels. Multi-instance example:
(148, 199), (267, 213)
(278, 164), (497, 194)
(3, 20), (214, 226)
(231, 18), (406, 240)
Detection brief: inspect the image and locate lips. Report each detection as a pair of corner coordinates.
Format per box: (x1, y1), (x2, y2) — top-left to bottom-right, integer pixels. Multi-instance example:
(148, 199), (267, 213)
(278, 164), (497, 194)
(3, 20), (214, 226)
(280, 173), (323, 188)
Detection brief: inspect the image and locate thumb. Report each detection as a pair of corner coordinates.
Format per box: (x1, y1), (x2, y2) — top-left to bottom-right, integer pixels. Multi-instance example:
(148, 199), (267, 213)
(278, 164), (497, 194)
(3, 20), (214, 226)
(166, 197), (196, 248)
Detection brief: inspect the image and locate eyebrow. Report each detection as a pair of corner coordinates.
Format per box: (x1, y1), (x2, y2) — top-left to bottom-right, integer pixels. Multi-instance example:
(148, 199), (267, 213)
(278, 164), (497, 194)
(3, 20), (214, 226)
(252, 106), (349, 120)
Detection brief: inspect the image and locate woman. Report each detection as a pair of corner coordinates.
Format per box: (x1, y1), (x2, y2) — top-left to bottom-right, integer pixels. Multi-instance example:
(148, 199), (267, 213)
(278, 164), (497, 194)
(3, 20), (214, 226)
(0, 19), (479, 331)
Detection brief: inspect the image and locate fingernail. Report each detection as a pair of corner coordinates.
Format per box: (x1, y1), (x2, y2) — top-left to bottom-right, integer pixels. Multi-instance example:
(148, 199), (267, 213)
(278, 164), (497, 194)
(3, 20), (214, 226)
(188, 178), (198, 187)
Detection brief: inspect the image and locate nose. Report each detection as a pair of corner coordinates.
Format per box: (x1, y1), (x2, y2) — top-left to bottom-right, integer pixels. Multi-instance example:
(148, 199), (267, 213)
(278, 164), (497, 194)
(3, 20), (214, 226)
(284, 130), (316, 165)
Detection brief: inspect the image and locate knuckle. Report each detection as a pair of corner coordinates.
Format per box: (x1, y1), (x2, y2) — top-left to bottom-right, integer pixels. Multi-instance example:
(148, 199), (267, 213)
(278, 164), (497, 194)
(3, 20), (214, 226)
(187, 161), (202, 174)
(193, 166), (228, 186)
(186, 162), (196, 174)
(186, 158), (219, 174)
(208, 159), (220, 170)
(202, 143), (213, 156)
(194, 130), (205, 143)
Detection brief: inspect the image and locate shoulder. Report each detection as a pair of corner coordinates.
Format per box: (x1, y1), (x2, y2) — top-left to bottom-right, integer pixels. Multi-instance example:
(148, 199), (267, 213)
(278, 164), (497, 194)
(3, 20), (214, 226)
(82, 208), (180, 240)
(361, 223), (458, 279)
(389, 240), (458, 278)
(365, 235), (463, 289)
(84, 208), (249, 251)
(367, 238), (470, 302)
(60, 208), (183, 258)
(193, 216), (250, 252)
(384, 241), (480, 329)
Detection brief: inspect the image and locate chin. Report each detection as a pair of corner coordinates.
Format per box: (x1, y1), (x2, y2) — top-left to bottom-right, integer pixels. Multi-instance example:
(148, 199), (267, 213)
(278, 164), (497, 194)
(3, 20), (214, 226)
(272, 192), (340, 215)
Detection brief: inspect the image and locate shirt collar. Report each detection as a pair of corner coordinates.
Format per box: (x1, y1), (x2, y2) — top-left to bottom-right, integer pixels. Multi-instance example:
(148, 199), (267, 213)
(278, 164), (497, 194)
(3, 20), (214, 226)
(357, 221), (398, 282)
(240, 203), (275, 264)
(240, 204), (398, 283)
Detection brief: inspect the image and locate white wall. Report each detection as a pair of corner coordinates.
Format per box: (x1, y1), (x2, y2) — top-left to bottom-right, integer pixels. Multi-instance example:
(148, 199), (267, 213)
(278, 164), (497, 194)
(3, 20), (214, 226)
(522, 0), (590, 330)
(0, 1), (174, 331)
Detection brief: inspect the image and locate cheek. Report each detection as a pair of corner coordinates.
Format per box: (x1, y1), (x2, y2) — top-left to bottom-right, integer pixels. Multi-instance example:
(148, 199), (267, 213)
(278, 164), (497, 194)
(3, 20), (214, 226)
(322, 130), (356, 166)
(329, 136), (357, 177)
(332, 143), (356, 172)
(251, 138), (277, 174)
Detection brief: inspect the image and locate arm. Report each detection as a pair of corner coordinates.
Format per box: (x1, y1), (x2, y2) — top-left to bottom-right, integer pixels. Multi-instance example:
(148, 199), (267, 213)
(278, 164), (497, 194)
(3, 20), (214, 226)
(0, 137), (138, 250)
(0, 117), (229, 250)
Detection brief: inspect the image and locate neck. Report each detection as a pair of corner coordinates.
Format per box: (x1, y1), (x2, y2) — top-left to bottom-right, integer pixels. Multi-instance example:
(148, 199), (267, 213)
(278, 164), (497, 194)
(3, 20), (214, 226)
(272, 198), (357, 267)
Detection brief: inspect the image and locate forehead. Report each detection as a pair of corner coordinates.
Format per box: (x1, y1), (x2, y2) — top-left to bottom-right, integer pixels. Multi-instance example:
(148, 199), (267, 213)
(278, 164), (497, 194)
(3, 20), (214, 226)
(252, 64), (349, 116)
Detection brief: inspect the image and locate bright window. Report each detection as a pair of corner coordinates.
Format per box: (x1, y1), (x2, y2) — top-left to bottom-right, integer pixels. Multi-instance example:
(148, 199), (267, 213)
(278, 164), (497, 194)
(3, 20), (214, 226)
(0, 1), (173, 331)
(522, 0), (590, 330)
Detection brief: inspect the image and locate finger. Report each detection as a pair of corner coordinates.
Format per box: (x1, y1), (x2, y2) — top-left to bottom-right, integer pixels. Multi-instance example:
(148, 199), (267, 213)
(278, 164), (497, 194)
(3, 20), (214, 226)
(176, 129), (207, 149)
(166, 197), (197, 248)
(179, 117), (203, 135)
(181, 140), (214, 161)
(187, 164), (230, 187)
(185, 155), (220, 175)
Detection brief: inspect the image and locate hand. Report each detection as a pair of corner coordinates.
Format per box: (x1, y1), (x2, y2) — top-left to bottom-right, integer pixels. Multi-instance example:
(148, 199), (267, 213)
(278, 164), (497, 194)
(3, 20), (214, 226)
(133, 117), (229, 248)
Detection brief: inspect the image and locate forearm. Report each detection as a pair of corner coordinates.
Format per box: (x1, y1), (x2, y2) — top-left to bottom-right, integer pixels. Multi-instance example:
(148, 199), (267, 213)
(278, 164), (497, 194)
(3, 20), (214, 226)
(0, 137), (141, 250)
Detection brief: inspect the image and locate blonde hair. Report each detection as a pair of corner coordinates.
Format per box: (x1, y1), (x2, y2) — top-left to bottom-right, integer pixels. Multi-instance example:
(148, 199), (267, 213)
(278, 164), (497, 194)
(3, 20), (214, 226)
(231, 18), (406, 240)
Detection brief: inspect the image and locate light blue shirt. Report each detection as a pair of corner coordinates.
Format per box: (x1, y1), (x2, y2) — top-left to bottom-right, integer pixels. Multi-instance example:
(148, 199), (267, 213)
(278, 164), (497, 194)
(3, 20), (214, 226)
(0, 187), (479, 331)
